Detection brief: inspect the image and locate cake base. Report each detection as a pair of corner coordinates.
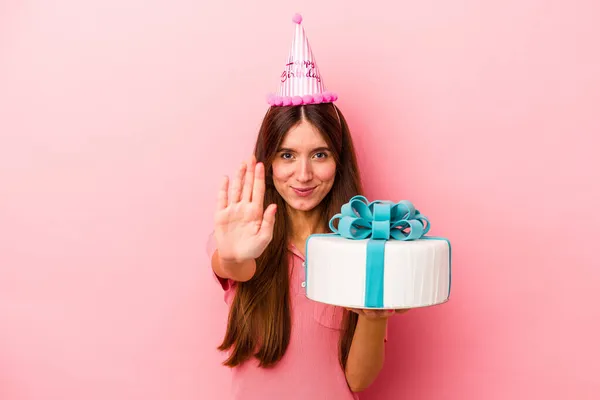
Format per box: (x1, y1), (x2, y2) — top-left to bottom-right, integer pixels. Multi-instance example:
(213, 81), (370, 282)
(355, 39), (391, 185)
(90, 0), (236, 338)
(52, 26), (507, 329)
(305, 234), (451, 309)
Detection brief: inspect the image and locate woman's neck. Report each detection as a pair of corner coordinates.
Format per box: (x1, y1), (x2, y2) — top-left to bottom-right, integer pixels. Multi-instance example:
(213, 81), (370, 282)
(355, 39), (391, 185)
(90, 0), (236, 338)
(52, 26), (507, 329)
(286, 204), (327, 243)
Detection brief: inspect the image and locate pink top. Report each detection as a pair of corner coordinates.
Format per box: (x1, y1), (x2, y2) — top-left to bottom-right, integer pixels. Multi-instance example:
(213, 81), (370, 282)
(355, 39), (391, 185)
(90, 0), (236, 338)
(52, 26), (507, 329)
(206, 233), (361, 399)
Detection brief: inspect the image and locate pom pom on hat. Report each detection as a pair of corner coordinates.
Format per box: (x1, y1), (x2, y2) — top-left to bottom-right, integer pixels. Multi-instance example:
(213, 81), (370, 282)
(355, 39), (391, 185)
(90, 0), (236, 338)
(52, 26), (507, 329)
(302, 95), (314, 104)
(292, 13), (303, 24)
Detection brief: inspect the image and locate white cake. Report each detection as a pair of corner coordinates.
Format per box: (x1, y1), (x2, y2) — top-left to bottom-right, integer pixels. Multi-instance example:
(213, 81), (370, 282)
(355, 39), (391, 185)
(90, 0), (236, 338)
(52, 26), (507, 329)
(304, 235), (451, 309)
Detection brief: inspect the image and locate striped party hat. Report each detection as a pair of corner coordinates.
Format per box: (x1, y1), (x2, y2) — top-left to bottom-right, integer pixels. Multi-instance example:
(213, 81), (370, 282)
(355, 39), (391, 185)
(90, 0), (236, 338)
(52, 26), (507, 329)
(267, 13), (338, 107)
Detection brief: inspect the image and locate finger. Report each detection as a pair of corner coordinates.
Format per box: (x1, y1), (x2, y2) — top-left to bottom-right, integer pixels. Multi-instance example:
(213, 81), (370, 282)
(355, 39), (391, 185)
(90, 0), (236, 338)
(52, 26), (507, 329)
(241, 156), (255, 202)
(346, 308), (363, 316)
(252, 162), (266, 209)
(217, 175), (229, 210)
(229, 162), (246, 204)
(259, 203), (277, 239)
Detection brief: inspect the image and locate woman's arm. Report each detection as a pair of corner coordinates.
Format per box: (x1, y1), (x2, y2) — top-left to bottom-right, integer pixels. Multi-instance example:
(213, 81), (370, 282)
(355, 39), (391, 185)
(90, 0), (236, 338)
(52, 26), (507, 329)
(344, 312), (390, 392)
(211, 249), (256, 282)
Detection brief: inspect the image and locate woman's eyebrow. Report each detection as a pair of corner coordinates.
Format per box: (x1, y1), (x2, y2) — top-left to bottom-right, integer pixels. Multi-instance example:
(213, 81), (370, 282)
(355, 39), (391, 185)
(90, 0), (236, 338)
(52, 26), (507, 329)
(277, 147), (296, 152)
(277, 146), (330, 152)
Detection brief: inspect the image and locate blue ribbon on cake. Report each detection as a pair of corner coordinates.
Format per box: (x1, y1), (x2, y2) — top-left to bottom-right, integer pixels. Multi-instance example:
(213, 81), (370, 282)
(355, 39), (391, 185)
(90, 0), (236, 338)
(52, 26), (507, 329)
(328, 195), (450, 308)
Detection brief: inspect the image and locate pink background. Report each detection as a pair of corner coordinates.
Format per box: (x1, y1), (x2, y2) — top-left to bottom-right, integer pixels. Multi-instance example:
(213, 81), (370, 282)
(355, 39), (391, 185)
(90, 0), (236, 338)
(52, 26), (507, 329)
(1, 1), (599, 399)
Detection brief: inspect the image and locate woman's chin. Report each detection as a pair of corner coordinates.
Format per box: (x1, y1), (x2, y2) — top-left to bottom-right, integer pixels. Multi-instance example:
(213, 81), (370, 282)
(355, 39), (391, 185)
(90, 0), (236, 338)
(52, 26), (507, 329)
(286, 197), (321, 212)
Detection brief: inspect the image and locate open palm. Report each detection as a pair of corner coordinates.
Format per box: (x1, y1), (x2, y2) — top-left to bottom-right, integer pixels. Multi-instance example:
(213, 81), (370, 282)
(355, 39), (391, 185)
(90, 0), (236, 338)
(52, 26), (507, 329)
(214, 156), (277, 263)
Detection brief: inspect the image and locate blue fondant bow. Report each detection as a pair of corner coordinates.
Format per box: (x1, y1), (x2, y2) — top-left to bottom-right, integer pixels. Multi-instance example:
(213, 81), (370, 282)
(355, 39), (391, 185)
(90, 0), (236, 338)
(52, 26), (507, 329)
(328, 195), (432, 308)
(329, 195), (431, 241)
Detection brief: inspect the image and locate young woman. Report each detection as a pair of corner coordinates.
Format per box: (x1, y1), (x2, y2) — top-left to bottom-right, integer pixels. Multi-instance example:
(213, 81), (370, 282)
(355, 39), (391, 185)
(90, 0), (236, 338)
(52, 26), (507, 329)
(207, 103), (408, 399)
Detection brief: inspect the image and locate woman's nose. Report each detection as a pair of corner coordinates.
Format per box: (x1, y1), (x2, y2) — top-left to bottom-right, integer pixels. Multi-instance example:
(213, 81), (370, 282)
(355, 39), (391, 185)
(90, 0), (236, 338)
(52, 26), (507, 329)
(296, 159), (313, 182)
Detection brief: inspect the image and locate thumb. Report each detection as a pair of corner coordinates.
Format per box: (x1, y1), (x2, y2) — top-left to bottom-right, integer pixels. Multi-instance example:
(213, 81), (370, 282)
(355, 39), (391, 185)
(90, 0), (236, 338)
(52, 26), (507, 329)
(259, 204), (277, 239)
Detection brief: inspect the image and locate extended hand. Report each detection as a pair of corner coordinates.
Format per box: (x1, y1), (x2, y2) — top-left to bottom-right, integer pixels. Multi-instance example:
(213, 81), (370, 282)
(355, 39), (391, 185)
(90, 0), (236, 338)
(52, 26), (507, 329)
(214, 155), (277, 263)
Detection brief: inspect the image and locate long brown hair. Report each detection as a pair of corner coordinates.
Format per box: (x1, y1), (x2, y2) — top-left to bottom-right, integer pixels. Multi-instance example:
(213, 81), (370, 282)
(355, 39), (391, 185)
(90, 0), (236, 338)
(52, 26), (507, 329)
(218, 103), (363, 371)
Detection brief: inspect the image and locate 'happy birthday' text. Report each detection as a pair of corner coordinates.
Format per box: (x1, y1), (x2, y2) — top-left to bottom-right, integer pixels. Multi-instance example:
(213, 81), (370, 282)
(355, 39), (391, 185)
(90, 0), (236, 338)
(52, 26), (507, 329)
(281, 60), (321, 83)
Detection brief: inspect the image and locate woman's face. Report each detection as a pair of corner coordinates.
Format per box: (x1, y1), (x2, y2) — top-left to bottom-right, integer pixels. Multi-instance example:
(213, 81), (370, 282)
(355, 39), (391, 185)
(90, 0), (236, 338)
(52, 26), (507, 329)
(271, 120), (336, 212)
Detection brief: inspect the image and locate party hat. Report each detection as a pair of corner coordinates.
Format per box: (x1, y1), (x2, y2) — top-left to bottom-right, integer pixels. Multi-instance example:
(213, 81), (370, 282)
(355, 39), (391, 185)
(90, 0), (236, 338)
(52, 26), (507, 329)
(267, 13), (338, 107)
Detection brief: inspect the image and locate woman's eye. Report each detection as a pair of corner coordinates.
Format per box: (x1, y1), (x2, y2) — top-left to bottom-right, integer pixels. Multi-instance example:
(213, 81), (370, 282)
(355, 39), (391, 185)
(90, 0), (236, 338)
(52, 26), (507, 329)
(314, 152), (327, 159)
(281, 152), (293, 159)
